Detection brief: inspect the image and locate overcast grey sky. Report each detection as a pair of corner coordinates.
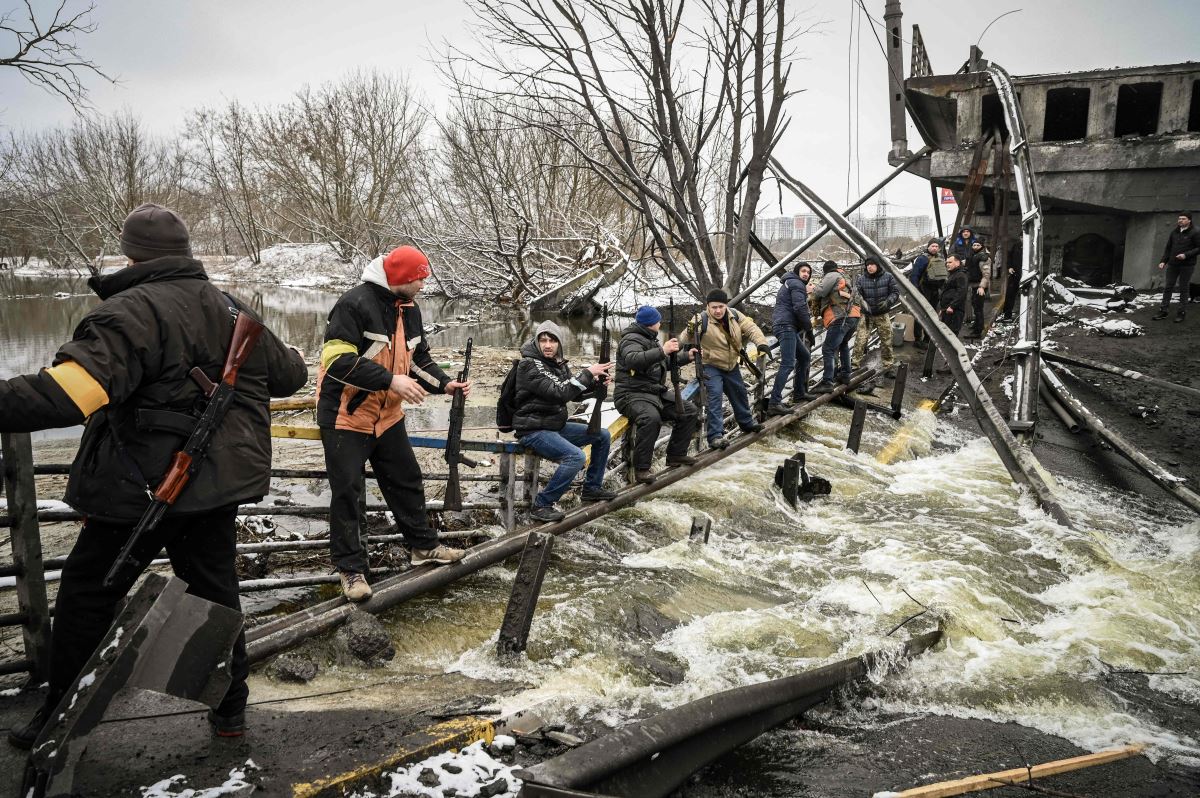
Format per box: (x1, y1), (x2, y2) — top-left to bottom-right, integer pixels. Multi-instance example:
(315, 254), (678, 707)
(2, 0), (1196, 229)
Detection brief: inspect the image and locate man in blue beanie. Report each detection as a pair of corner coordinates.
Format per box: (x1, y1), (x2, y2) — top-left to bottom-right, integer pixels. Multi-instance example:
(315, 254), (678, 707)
(614, 305), (699, 483)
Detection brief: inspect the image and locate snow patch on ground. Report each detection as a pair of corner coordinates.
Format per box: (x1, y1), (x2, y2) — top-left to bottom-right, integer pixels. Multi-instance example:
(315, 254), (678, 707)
(353, 739), (521, 798)
(1080, 317), (1143, 337)
(209, 243), (362, 289)
(141, 760), (258, 797)
(1000, 374), (1015, 400)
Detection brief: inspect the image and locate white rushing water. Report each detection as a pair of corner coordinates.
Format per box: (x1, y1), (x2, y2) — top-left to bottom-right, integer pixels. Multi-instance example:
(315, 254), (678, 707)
(366, 403), (1199, 771)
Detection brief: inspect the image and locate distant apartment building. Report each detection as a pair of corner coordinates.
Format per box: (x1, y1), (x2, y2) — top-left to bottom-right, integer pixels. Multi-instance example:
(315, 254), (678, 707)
(755, 212), (932, 243)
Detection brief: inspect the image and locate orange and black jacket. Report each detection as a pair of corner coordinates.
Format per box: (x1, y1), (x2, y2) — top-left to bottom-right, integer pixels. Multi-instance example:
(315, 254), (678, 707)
(316, 262), (449, 434)
(0, 257), (307, 522)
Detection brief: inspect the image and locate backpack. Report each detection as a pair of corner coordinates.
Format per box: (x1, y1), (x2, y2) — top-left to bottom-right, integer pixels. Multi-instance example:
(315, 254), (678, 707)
(693, 307), (741, 339)
(496, 358), (521, 432)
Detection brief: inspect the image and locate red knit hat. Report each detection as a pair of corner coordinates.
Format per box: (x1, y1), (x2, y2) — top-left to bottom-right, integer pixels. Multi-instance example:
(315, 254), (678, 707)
(382, 246), (431, 285)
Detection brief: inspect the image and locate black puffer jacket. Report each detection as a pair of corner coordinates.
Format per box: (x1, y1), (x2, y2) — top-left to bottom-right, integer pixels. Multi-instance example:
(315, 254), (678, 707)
(0, 257), (307, 522)
(854, 269), (900, 316)
(512, 321), (597, 433)
(939, 267), (969, 316)
(614, 323), (670, 409)
(1160, 223), (1200, 268)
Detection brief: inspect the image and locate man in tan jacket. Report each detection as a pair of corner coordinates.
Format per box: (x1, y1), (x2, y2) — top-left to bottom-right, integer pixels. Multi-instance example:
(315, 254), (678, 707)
(681, 289), (767, 449)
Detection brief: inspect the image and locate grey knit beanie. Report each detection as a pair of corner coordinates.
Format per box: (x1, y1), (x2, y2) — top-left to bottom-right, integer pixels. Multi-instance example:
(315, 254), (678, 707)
(119, 203), (191, 262)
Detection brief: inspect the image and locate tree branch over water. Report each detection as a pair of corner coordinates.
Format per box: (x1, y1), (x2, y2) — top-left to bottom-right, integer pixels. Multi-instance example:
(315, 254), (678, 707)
(0, 0), (115, 111)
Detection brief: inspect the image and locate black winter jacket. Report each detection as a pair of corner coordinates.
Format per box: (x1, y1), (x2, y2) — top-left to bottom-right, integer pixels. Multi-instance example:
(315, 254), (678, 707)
(1160, 224), (1200, 268)
(0, 257), (307, 522)
(939, 267), (969, 317)
(854, 270), (899, 316)
(614, 323), (672, 409)
(512, 340), (597, 433)
(771, 272), (813, 332)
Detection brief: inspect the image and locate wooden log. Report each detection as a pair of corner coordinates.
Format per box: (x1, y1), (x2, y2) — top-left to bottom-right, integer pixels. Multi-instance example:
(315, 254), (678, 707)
(885, 743), (1146, 797)
(1, 432), (52, 681)
(890, 362), (909, 418)
(499, 452), (517, 532)
(846, 401), (868, 454)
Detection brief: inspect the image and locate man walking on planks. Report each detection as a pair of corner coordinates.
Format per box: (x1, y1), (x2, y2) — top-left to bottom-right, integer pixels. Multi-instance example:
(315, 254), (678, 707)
(0, 203), (308, 746)
(615, 306), (699, 484)
(317, 246), (470, 604)
(512, 321), (616, 522)
(682, 290), (767, 450)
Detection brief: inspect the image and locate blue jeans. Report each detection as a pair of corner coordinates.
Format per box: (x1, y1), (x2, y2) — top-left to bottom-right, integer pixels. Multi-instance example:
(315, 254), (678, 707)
(821, 318), (855, 383)
(702, 364), (755, 443)
(519, 422), (611, 507)
(770, 326), (811, 404)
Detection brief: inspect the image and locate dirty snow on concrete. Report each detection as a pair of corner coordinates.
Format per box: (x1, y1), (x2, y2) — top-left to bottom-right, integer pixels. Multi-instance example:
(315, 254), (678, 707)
(353, 738), (521, 798)
(141, 760), (258, 797)
(1079, 317), (1143, 337)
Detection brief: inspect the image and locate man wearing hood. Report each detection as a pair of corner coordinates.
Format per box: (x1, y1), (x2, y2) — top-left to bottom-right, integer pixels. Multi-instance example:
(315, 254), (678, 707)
(614, 306), (698, 484)
(513, 320), (616, 522)
(964, 239), (991, 337)
(0, 204), (307, 746)
(951, 226), (976, 262)
(768, 262), (816, 415)
(317, 246), (471, 603)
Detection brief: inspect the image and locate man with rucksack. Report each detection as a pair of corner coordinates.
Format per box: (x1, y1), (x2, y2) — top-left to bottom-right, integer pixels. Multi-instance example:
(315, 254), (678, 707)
(510, 320), (616, 522)
(681, 289), (767, 450)
(909, 239), (947, 347)
(812, 261), (861, 394)
(614, 306), (698, 484)
(851, 257), (899, 379)
(317, 246), (470, 604)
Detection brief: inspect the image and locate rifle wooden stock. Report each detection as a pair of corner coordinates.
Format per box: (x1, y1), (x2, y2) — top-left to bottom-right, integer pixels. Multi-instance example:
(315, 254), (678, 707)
(154, 451), (194, 505)
(220, 312), (266, 390)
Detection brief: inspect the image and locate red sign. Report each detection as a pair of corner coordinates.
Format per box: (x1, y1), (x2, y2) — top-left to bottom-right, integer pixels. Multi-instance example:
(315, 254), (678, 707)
(940, 188), (957, 205)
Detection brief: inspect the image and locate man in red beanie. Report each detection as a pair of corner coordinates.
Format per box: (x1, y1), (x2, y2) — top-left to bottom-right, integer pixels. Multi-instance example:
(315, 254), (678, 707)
(317, 245), (470, 602)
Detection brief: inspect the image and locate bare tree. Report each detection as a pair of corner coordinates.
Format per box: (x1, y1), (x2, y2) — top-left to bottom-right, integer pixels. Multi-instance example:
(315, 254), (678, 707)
(251, 70), (428, 263)
(0, 0), (114, 110)
(450, 0), (800, 298)
(191, 101), (270, 261)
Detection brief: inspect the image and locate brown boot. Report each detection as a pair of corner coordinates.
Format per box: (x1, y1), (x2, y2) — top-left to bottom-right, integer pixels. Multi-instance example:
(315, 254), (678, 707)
(634, 469), (657, 484)
(338, 571), (373, 603)
(666, 454), (697, 467)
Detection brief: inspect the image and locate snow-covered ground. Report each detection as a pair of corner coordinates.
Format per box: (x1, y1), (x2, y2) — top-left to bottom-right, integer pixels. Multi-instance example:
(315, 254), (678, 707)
(351, 738), (521, 798)
(207, 243), (363, 289)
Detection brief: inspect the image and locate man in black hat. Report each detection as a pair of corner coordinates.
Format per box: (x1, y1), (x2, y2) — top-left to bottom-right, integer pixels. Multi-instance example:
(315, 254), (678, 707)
(0, 203), (307, 747)
(681, 289), (767, 449)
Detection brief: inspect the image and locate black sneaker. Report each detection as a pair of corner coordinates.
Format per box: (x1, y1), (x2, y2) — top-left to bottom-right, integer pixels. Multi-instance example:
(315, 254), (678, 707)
(530, 504), (565, 522)
(7, 697), (56, 750)
(665, 454), (697, 467)
(791, 390), (817, 402)
(766, 403), (793, 417)
(208, 709), (246, 738)
(1152, 309), (1169, 320)
(811, 381), (834, 395)
(708, 436), (729, 451)
(835, 373), (850, 385)
(1175, 310), (1186, 323)
(581, 487), (619, 502)
(741, 422), (764, 434)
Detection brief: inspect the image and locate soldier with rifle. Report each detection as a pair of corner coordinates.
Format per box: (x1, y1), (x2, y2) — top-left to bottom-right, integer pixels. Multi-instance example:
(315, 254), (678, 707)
(0, 204), (308, 746)
(615, 305), (698, 484)
(317, 246), (471, 604)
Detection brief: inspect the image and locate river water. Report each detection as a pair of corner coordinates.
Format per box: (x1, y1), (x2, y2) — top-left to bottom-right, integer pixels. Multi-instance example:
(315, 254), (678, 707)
(3, 274), (1199, 788)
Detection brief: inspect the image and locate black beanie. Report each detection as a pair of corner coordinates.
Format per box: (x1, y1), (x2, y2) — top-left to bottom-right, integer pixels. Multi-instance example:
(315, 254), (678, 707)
(822, 260), (839, 274)
(120, 203), (191, 262)
(705, 288), (729, 304)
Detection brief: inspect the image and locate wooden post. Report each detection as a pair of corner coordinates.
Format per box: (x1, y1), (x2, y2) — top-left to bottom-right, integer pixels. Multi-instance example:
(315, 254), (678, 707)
(688, 517), (711, 543)
(846, 401), (868, 453)
(781, 457), (801, 508)
(890, 362), (908, 418)
(498, 452), (517, 532)
(621, 425), (636, 484)
(496, 532), (554, 657)
(1, 432), (52, 681)
(922, 341), (937, 379)
(521, 452), (540, 506)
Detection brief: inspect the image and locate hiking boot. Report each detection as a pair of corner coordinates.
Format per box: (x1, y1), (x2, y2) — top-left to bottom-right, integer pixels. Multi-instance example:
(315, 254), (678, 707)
(1152, 309), (1169, 320)
(835, 373), (851, 385)
(1175, 310), (1186, 323)
(411, 545), (466, 566)
(633, 469), (657, 485)
(7, 696), (57, 750)
(208, 709), (246, 738)
(766, 403), (794, 417)
(791, 390), (817, 402)
(530, 504), (565, 523)
(581, 487), (619, 502)
(883, 368), (897, 379)
(914, 340), (928, 350)
(665, 454), (697, 467)
(708, 436), (729, 451)
(338, 570), (373, 603)
(811, 381), (834, 395)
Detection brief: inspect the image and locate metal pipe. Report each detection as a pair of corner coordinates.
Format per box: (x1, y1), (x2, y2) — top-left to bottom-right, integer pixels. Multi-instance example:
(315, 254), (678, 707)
(1040, 361), (1200, 515)
(884, 0), (909, 162)
(728, 146), (932, 307)
(1038, 381), (1080, 434)
(1042, 350), (1200, 403)
(245, 371), (879, 662)
(765, 157), (1073, 529)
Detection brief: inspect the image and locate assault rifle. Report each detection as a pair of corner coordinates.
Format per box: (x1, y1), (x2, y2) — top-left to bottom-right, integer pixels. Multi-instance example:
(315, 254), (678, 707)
(443, 338), (479, 512)
(667, 299), (684, 414)
(103, 312), (265, 588)
(692, 321), (708, 447)
(586, 304), (610, 435)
